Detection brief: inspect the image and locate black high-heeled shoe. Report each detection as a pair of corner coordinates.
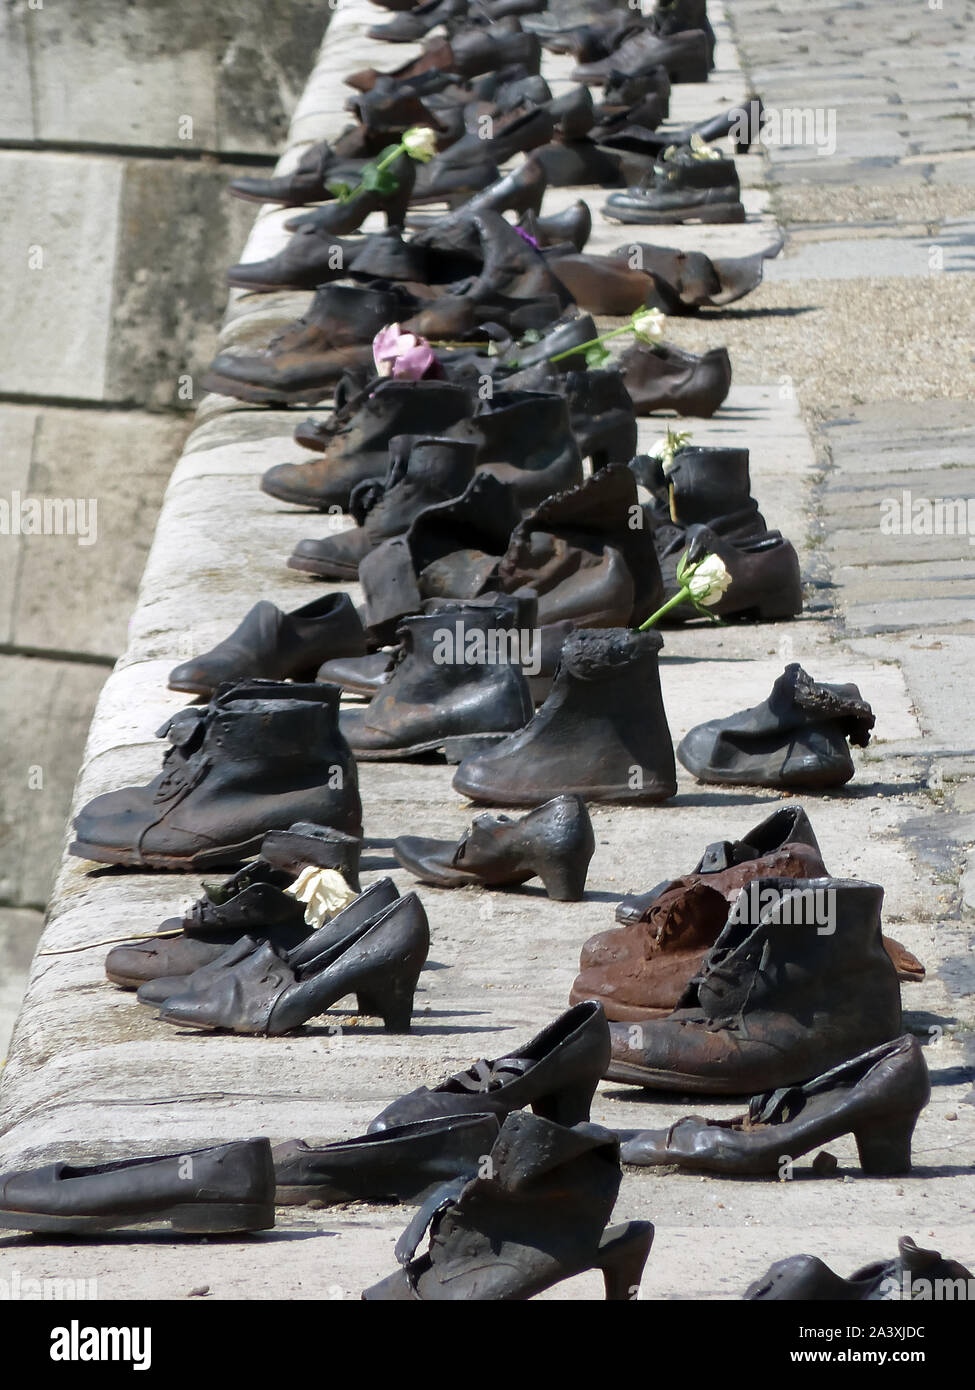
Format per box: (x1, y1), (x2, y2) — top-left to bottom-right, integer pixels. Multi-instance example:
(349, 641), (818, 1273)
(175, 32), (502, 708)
(363, 1111), (654, 1300)
(156, 890), (428, 1035)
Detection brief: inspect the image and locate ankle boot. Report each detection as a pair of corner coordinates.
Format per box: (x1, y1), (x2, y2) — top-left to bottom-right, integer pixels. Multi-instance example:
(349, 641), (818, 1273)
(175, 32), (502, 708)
(456, 211), (575, 311)
(261, 380), (474, 510)
(202, 283), (434, 406)
(158, 892), (430, 1035)
(619, 1035), (930, 1176)
(498, 464), (663, 626)
(273, 1113), (501, 1207)
(658, 524), (803, 623)
(168, 593), (367, 696)
(358, 473), (522, 635)
(664, 445), (753, 524)
(606, 877), (903, 1093)
(745, 1235), (974, 1301)
(394, 794), (595, 900)
(340, 607), (533, 760)
(620, 342), (731, 416)
(363, 1111), (654, 1300)
(448, 388), (582, 508)
(70, 682), (363, 870)
(369, 1000), (611, 1130)
(288, 436), (478, 579)
(677, 664), (876, 790)
(604, 148), (745, 225)
(505, 366), (638, 470)
(452, 628), (677, 806)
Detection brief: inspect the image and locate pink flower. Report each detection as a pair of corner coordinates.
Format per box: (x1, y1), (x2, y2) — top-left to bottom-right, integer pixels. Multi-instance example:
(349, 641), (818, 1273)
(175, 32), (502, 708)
(372, 323), (442, 380)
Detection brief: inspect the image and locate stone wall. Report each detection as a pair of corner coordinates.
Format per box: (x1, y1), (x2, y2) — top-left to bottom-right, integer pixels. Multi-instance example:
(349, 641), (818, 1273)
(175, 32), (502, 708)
(0, 0), (330, 1053)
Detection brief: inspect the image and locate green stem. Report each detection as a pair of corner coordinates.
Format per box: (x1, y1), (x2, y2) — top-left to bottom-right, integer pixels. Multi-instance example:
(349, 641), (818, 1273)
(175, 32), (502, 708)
(374, 142), (407, 174)
(638, 586), (692, 630)
(549, 324), (632, 364)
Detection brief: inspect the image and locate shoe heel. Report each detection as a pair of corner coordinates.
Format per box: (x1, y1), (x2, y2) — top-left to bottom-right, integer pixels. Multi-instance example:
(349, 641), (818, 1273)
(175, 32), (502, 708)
(356, 976), (419, 1033)
(854, 1111), (919, 1176)
(532, 1078), (595, 1126)
(537, 855), (589, 901)
(585, 419), (638, 472)
(594, 1220), (655, 1300)
(169, 1203), (275, 1234)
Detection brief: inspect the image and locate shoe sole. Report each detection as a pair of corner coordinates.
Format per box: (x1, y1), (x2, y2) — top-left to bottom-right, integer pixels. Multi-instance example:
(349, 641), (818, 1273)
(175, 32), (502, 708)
(451, 778), (678, 806)
(226, 273), (324, 293)
(201, 372), (334, 407)
(353, 732), (513, 763)
(602, 202), (746, 226)
(287, 554), (360, 580)
(0, 1203), (275, 1235)
(69, 834), (271, 871)
(604, 1059), (756, 1093)
(261, 477), (345, 509)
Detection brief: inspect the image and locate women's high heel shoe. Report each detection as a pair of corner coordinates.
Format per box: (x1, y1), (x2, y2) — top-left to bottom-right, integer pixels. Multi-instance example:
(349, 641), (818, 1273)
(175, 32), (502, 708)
(362, 1111), (655, 1300)
(393, 794), (595, 900)
(367, 1000), (610, 1130)
(157, 891), (428, 1035)
(618, 1035), (930, 1176)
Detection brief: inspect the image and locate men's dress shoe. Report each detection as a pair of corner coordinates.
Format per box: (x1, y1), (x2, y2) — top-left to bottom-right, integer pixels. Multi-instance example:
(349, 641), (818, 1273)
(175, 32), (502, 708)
(412, 108), (555, 204)
(453, 628), (677, 806)
(677, 663), (876, 790)
(368, 0), (470, 42)
(158, 891), (429, 1034)
(168, 594), (367, 696)
(394, 794), (595, 900)
(346, 29), (542, 93)
(362, 1111), (654, 1300)
(545, 248), (666, 315)
(340, 607), (533, 761)
(531, 140), (625, 189)
(658, 524), (803, 623)
(229, 141), (336, 205)
(497, 465), (663, 627)
(614, 238), (781, 309)
(606, 876), (903, 1093)
(140, 878), (402, 1005)
(745, 1236), (974, 1301)
(619, 1035), (930, 1176)
(604, 147), (745, 225)
(262, 380), (474, 511)
(0, 1141), (275, 1235)
(369, 1000), (611, 1130)
(273, 1114), (501, 1206)
(317, 650), (397, 696)
(288, 436), (478, 580)
(620, 343), (731, 416)
(106, 825), (364, 989)
(70, 681), (362, 870)
(201, 283), (461, 406)
(226, 222), (432, 294)
(572, 28), (711, 84)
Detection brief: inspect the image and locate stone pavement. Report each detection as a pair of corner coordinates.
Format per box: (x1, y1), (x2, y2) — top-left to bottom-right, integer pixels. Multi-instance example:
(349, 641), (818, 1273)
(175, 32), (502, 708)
(0, 0), (973, 1301)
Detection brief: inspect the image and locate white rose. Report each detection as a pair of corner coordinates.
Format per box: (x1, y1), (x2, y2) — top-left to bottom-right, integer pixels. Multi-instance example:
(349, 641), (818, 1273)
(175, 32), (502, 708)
(285, 866), (357, 929)
(685, 553), (732, 606)
(402, 126), (437, 162)
(631, 308), (666, 343)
